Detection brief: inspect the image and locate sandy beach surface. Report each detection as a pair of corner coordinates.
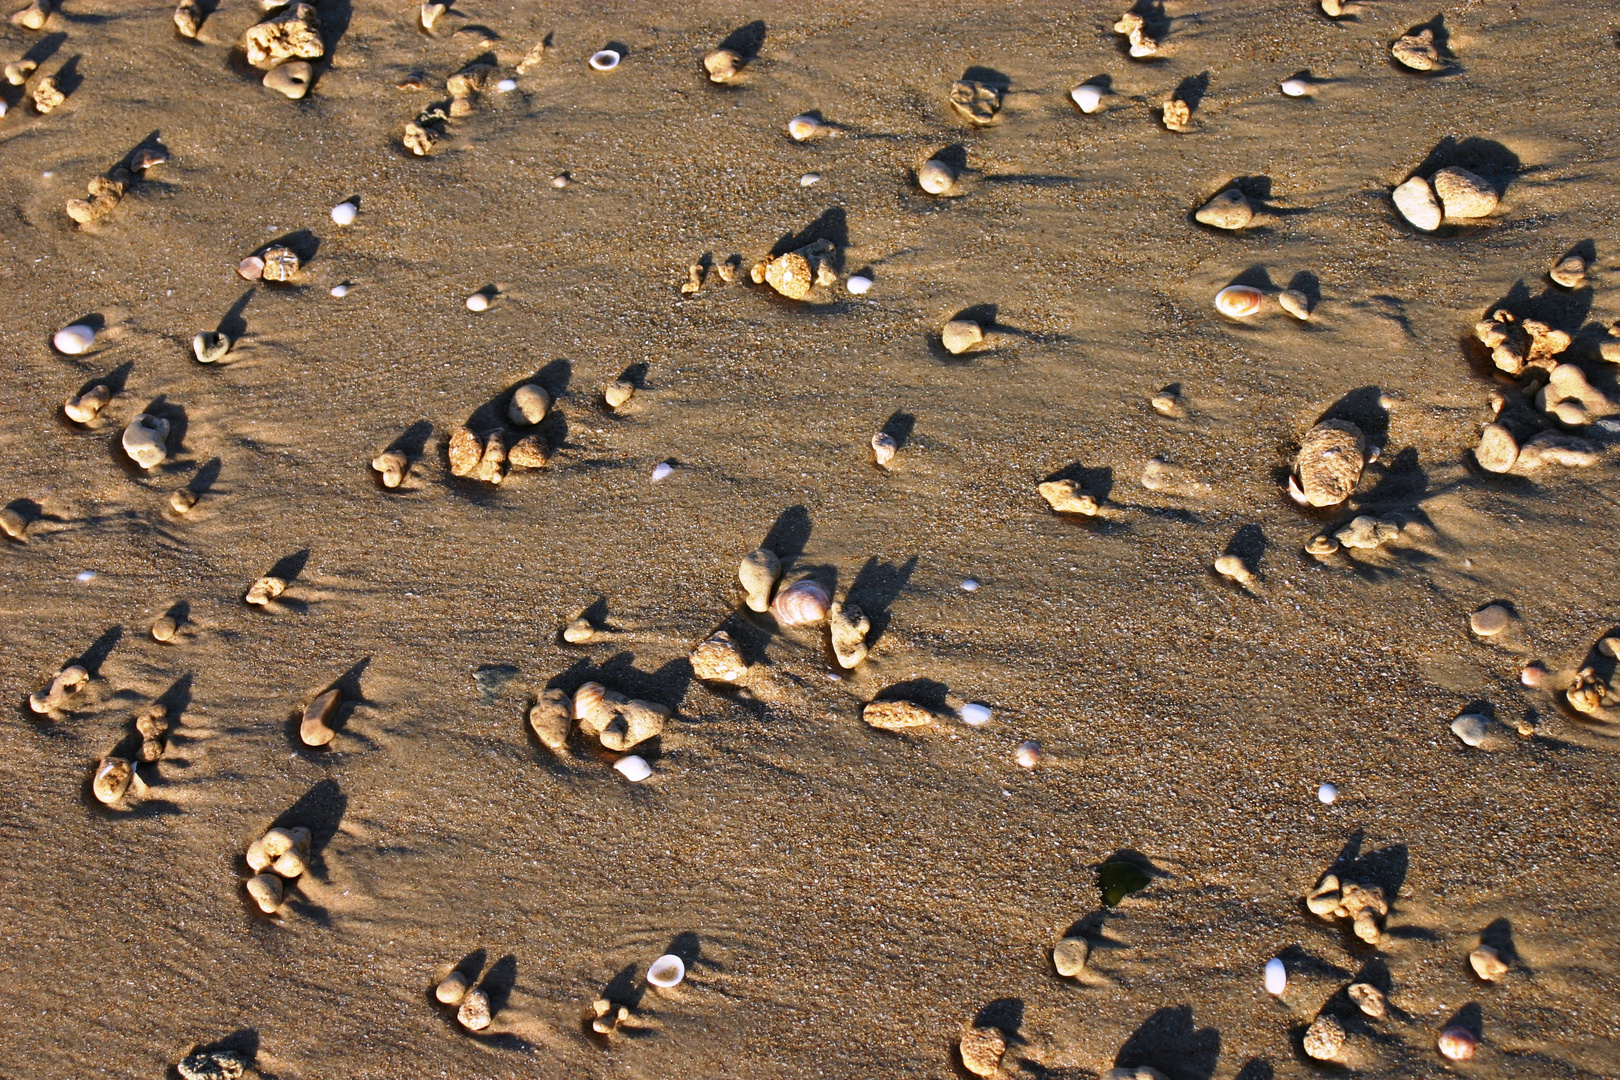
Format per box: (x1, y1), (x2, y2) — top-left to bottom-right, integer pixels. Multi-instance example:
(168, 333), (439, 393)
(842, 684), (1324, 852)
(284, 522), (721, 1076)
(2, 1), (1619, 1077)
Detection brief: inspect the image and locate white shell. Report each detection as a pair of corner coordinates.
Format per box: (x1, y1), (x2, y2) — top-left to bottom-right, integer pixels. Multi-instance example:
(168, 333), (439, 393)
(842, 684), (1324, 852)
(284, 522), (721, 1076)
(330, 284), (350, 297)
(1015, 740), (1042, 768)
(1264, 957), (1287, 995)
(1317, 783), (1338, 804)
(646, 954), (685, 988)
(786, 114), (823, 141)
(770, 579), (830, 626)
(1280, 78), (1308, 97)
(798, 173), (820, 188)
(589, 50), (621, 71)
(960, 578), (979, 592)
(846, 274), (873, 295)
(330, 201), (357, 225)
(1451, 714), (1488, 747)
(465, 292), (490, 312)
(614, 754), (652, 781)
(53, 324), (95, 354)
(917, 159), (955, 195)
(1070, 83), (1103, 113)
(651, 461), (674, 481)
(960, 703), (992, 726)
(1215, 285), (1265, 319)
(496, 78), (516, 92)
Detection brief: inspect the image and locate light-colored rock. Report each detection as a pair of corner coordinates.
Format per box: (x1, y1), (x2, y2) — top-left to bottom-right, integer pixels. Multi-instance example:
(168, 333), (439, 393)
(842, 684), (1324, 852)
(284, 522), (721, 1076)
(1451, 713), (1488, 747)
(31, 75), (64, 113)
(1516, 431), (1599, 470)
(10, 0), (50, 30)
(591, 997), (628, 1034)
(1474, 423), (1519, 473)
(260, 245), (300, 283)
(1303, 1015), (1345, 1061)
(177, 1050), (248, 1080)
(863, 700), (935, 730)
(598, 698), (668, 751)
(917, 158), (956, 195)
(246, 873), (284, 913)
(562, 617), (597, 644)
(509, 384), (550, 425)
(959, 1026), (1006, 1077)
(1039, 479), (1097, 516)
(435, 970), (470, 1006)
(1161, 96), (1191, 132)
(1550, 254), (1587, 289)
(1278, 289), (1311, 321)
(457, 987), (491, 1030)
(173, 0), (203, 35)
(0, 507), (26, 542)
(1393, 177), (1442, 231)
(92, 757), (132, 804)
(507, 434), (548, 470)
(1306, 534), (1341, 557)
(738, 548), (781, 612)
(1195, 188), (1253, 230)
(1053, 936), (1088, 977)
(1469, 605), (1511, 637)
(244, 3), (324, 69)
(941, 319), (983, 355)
(948, 79), (1003, 125)
(300, 688), (339, 746)
(264, 61), (313, 99)
(1349, 982), (1386, 1017)
(1335, 516), (1398, 550)
(1391, 28), (1442, 71)
(528, 688), (573, 751)
(703, 48), (742, 83)
(1470, 944), (1508, 981)
(122, 414), (171, 470)
(690, 630), (748, 683)
(604, 379), (635, 409)
(170, 488), (199, 514)
(1151, 386), (1185, 418)
(1214, 554), (1255, 589)
(245, 575), (286, 607)
(1291, 420), (1366, 507)
(28, 663), (88, 713)
(828, 601), (870, 668)
(372, 450), (407, 488)
(64, 384), (110, 424)
(1432, 167), (1498, 219)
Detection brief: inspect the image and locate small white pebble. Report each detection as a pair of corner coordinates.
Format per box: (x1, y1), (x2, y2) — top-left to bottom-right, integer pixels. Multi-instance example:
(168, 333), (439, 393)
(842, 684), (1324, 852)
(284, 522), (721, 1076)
(465, 292), (490, 312)
(330, 201), (357, 226)
(1015, 740), (1042, 768)
(330, 284), (350, 298)
(1280, 77), (1309, 97)
(1317, 783), (1338, 805)
(960, 578), (979, 592)
(75, 570), (96, 583)
(960, 703), (992, 727)
(53, 324), (96, 355)
(613, 754), (651, 781)
(1264, 958), (1287, 995)
(1070, 83), (1103, 114)
(496, 78), (517, 92)
(846, 274), (873, 295)
(551, 174), (570, 188)
(799, 172), (820, 187)
(651, 462), (674, 482)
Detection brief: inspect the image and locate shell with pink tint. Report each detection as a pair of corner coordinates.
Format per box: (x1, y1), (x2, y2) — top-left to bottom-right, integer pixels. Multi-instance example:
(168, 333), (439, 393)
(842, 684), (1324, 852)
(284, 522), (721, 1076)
(238, 255), (265, 281)
(770, 579), (830, 626)
(1214, 284), (1265, 318)
(1437, 1026), (1477, 1061)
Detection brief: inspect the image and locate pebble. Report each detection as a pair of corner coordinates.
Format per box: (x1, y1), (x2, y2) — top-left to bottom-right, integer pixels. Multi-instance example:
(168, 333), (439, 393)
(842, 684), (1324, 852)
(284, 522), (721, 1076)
(53, 323), (95, 355)
(1550, 253), (1587, 289)
(1053, 936), (1088, 977)
(28, 663), (87, 713)
(1161, 97), (1191, 132)
(846, 274), (873, 295)
(1469, 944), (1508, 981)
(1015, 740), (1042, 768)
(92, 756), (133, 804)
(562, 616), (597, 644)
(959, 1026), (1006, 1077)
(192, 331), (231, 364)
(330, 201), (357, 225)
(1336, 516), (1398, 550)
(1280, 76), (1309, 97)
(63, 383), (111, 424)
(263, 61), (313, 99)
(1291, 420), (1366, 507)
(941, 319), (983, 355)
(1392, 29), (1442, 71)
(1214, 285), (1264, 318)
(261, 246), (300, 282)
(122, 414), (171, 470)
(651, 462), (674, 482)
(300, 688), (339, 746)
(496, 78), (516, 92)
(588, 49), (620, 72)
(1151, 386), (1186, 417)
(371, 450), (407, 488)
(31, 76), (63, 113)
(1070, 82), (1104, 113)
(960, 703), (992, 727)
(1277, 289), (1311, 321)
(591, 998), (629, 1034)
(1039, 479), (1098, 516)
(465, 292), (490, 312)
(330, 284), (350, 297)
(1263, 957), (1286, 995)
(1474, 423), (1519, 473)
(457, 987), (491, 1030)
(151, 613), (178, 642)
(528, 687), (574, 751)
(703, 47), (742, 83)
(870, 431), (897, 468)
(245, 873), (284, 913)
(177, 1050), (248, 1080)
(689, 630), (748, 683)
(435, 970), (470, 1005)
(613, 754), (652, 782)
(1393, 176), (1442, 231)
(960, 578), (979, 591)
(4, 58), (34, 84)
(604, 379), (635, 409)
(1113, 11), (1159, 57)
(1195, 189), (1253, 230)
(646, 954), (685, 988)
(1470, 605), (1511, 637)
(738, 548), (782, 613)
(1305, 874), (1387, 942)
(509, 384), (551, 425)
(1437, 1026), (1478, 1062)
(1520, 661), (1549, 689)
(1318, 782), (1338, 804)
(863, 700), (935, 730)
(1214, 554), (1256, 589)
(1303, 1015), (1345, 1061)
(1348, 982), (1386, 1017)
(244, 2), (325, 68)
(1432, 167), (1498, 219)
(244, 575), (287, 607)
(170, 488), (199, 514)
(1450, 713), (1489, 747)
(1515, 431), (1599, 470)
(828, 601), (871, 668)
(917, 158), (956, 196)
(0, 507), (25, 542)
(551, 173), (570, 188)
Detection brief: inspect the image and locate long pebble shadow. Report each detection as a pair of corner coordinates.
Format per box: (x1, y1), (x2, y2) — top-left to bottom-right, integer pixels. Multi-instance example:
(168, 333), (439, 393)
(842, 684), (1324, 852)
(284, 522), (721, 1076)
(847, 555), (917, 645)
(1114, 1004), (1220, 1080)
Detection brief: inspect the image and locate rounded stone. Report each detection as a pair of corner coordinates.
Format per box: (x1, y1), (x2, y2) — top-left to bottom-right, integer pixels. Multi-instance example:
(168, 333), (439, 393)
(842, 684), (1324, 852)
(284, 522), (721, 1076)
(1469, 605), (1511, 637)
(1393, 176), (1442, 231)
(1474, 423), (1519, 473)
(264, 61), (313, 99)
(1195, 188), (1253, 230)
(941, 320), (983, 355)
(1053, 936), (1088, 977)
(917, 159), (955, 195)
(1432, 167), (1498, 219)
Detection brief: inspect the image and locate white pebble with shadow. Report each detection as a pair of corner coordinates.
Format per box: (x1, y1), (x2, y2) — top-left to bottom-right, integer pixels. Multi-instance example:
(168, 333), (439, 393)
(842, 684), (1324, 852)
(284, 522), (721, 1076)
(497, 78), (516, 92)
(330, 201), (357, 226)
(614, 755), (651, 781)
(651, 462), (674, 482)
(1317, 783), (1338, 804)
(846, 274), (873, 295)
(53, 324), (95, 355)
(330, 284), (350, 298)
(961, 578), (979, 592)
(465, 293), (490, 312)
(799, 173), (820, 187)
(1280, 78), (1308, 97)
(960, 704), (992, 727)
(1265, 958), (1287, 995)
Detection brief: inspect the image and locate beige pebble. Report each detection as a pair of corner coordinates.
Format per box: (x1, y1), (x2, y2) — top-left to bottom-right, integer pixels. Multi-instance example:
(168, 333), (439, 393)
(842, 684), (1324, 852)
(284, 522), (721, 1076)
(1278, 289), (1311, 321)
(1470, 944), (1508, 981)
(1474, 423), (1518, 473)
(300, 688), (340, 746)
(562, 616), (597, 644)
(1039, 479), (1098, 516)
(870, 431), (897, 469)
(715, 255), (739, 283)
(1194, 188), (1253, 230)
(1392, 176), (1442, 232)
(1437, 1026), (1477, 1061)
(1320, 0), (1346, 13)
(4, 59), (36, 84)
(1469, 605), (1511, 637)
(1303, 1015), (1345, 1061)
(31, 75), (63, 113)
(604, 379), (635, 409)
(941, 319), (983, 355)
(151, 613), (178, 642)
(917, 158), (956, 196)
(599, 698), (668, 752)
(507, 433), (548, 469)
(528, 687), (573, 751)
(1150, 386), (1186, 418)
(244, 576), (286, 607)
(11, 0), (50, 29)
(447, 426), (483, 477)
(738, 548), (781, 613)
(508, 384), (550, 425)
(786, 113), (826, 141)
(0, 506), (26, 542)
(1113, 11), (1159, 57)
(1391, 28), (1442, 71)
(1348, 982), (1386, 1017)
(245, 873), (284, 913)
(1052, 936), (1088, 977)
(403, 121), (438, 156)
(435, 970), (470, 1005)
(417, 2), (444, 31)
(1432, 167), (1498, 219)
(245, 837), (271, 872)
(92, 756), (133, 804)
(122, 414), (171, 470)
(271, 850), (306, 878)
(1550, 253), (1586, 288)
(591, 998), (628, 1034)
(1335, 516), (1399, 550)
(703, 47), (742, 83)
(371, 450), (407, 488)
(28, 663), (88, 713)
(573, 682), (626, 739)
(689, 630), (747, 683)
(1290, 420), (1366, 507)
(1161, 97), (1191, 132)
(1516, 431), (1599, 470)
(260, 245), (301, 283)
(457, 988), (491, 1030)
(264, 61), (313, 98)
(192, 331), (231, 364)
(169, 488), (199, 514)
(828, 601), (870, 669)
(1214, 554), (1255, 588)
(863, 700), (934, 730)
(244, 2), (325, 68)
(959, 1026), (1006, 1077)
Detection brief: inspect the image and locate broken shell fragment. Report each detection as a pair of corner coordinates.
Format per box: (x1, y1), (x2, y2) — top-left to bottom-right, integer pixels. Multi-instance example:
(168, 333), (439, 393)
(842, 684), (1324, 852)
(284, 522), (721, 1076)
(771, 578), (830, 626)
(917, 158), (956, 196)
(870, 431), (897, 469)
(1278, 289), (1311, 321)
(940, 319), (983, 354)
(192, 332), (231, 363)
(508, 384), (550, 425)
(1039, 479), (1097, 516)
(738, 548), (781, 612)
(1214, 285), (1264, 319)
(238, 256), (266, 281)
(244, 576), (287, 607)
(371, 450), (407, 488)
(647, 953), (685, 988)
(435, 970), (470, 1005)
(863, 700), (935, 730)
(260, 245), (301, 282)
(1195, 189), (1253, 230)
(0, 507), (25, 542)
(122, 414), (171, 470)
(1292, 420), (1366, 507)
(64, 383), (111, 424)
(786, 113), (825, 140)
(1393, 176), (1442, 232)
(689, 630), (747, 683)
(1015, 740), (1043, 767)
(457, 987), (491, 1030)
(245, 873), (284, 913)
(1070, 82), (1104, 113)
(1432, 167), (1498, 219)
(828, 601), (870, 668)
(948, 79), (1003, 125)
(604, 379), (635, 409)
(613, 754), (652, 782)
(92, 757), (133, 804)
(300, 688), (340, 746)
(1214, 554), (1255, 588)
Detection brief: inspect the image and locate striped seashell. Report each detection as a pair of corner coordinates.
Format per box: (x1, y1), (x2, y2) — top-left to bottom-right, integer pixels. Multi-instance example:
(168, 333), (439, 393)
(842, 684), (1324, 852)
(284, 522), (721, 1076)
(1214, 285), (1265, 318)
(770, 579), (830, 626)
(572, 681), (627, 737)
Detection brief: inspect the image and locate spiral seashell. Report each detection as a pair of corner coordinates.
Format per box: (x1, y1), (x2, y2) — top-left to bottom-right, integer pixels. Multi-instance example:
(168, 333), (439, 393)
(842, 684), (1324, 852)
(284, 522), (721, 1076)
(92, 757), (132, 804)
(1214, 285), (1264, 319)
(770, 579), (830, 626)
(738, 548), (781, 612)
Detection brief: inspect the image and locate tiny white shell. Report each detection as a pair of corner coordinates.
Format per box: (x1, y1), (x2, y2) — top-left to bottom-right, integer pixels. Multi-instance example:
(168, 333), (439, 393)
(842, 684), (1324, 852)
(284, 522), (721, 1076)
(846, 274), (873, 295)
(589, 50), (621, 71)
(465, 292), (490, 312)
(1070, 83), (1103, 113)
(1280, 78), (1309, 97)
(496, 78), (517, 92)
(960, 703), (992, 726)
(787, 114), (822, 140)
(960, 578), (979, 592)
(1451, 714), (1488, 747)
(770, 579), (830, 626)
(1015, 740), (1042, 768)
(651, 461), (674, 482)
(646, 954), (685, 987)
(1215, 285), (1265, 318)
(330, 201), (357, 225)
(1317, 782), (1338, 804)
(799, 173), (820, 187)
(1264, 957), (1287, 995)
(53, 324), (95, 355)
(330, 284), (350, 297)
(614, 754), (652, 781)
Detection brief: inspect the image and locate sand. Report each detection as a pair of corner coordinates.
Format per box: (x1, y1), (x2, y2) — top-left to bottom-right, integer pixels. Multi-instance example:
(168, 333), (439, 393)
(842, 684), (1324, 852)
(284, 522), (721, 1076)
(3, 1), (1620, 1077)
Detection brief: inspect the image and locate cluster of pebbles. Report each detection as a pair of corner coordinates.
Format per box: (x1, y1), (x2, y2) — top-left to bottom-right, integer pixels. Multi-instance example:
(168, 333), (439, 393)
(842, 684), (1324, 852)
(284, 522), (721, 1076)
(1305, 872), (1389, 943)
(90, 703), (170, 805)
(242, 825), (312, 914)
(1393, 166), (1498, 232)
(433, 964), (499, 1032)
(528, 681), (669, 778)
